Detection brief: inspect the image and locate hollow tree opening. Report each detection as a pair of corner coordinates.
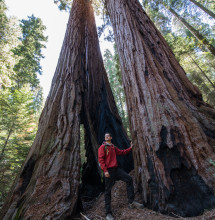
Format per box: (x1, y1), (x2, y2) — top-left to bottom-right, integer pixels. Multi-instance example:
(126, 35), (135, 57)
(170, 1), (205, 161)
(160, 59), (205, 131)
(78, 0), (134, 206)
(80, 123), (104, 202)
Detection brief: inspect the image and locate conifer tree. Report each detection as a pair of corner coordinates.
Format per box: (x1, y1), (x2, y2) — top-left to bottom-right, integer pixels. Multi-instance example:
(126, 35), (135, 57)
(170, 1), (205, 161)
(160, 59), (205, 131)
(0, 2), (46, 208)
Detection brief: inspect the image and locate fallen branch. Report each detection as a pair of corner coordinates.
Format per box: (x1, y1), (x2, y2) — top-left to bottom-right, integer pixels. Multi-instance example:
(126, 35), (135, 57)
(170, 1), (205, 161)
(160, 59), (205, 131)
(170, 212), (185, 219)
(80, 212), (91, 220)
(96, 192), (103, 201)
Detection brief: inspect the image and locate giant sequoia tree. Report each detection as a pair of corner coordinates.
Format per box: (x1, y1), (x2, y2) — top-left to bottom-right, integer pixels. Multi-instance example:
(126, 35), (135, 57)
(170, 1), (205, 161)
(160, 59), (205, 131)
(106, 0), (215, 217)
(0, 0), (132, 219)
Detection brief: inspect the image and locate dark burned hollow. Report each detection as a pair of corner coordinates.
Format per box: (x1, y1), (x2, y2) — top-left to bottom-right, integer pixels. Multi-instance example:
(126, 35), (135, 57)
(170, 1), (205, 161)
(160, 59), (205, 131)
(79, 124), (104, 204)
(77, 84), (134, 213)
(155, 125), (215, 217)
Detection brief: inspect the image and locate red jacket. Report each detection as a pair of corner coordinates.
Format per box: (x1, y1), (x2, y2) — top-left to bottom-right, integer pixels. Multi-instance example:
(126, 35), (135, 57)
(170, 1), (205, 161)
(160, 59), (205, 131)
(98, 142), (132, 172)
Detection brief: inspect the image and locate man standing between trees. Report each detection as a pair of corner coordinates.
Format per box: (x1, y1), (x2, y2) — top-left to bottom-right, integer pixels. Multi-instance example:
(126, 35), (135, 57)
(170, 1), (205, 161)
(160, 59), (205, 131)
(98, 132), (144, 220)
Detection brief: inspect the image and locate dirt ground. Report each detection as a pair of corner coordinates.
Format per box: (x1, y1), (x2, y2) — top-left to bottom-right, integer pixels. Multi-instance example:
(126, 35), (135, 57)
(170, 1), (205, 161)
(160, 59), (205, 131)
(74, 171), (215, 220)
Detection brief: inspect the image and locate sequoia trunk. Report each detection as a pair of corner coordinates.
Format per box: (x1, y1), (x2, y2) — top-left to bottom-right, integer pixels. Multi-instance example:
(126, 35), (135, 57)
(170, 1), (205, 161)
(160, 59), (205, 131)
(106, 0), (215, 217)
(0, 0), (132, 219)
(0, 0), (85, 218)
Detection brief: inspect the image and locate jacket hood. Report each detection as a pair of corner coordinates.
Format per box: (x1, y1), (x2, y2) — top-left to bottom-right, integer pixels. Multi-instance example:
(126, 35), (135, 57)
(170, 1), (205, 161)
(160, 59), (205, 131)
(103, 141), (113, 146)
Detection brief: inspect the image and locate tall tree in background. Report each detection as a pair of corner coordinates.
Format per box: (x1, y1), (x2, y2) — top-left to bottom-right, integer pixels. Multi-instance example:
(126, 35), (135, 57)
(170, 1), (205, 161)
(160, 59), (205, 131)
(0, 2), (46, 208)
(0, 87), (39, 203)
(165, 33), (215, 106)
(0, 0), (132, 219)
(142, 0), (215, 107)
(104, 47), (129, 133)
(142, 0), (171, 35)
(12, 15), (47, 88)
(106, 0), (215, 217)
(188, 0), (215, 19)
(0, 1), (20, 89)
(158, 0), (215, 56)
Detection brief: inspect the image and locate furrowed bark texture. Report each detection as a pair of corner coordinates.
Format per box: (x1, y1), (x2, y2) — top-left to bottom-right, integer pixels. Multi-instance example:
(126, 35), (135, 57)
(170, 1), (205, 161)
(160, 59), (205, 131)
(106, 0), (215, 217)
(0, 0), (85, 218)
(0, 0), (132, 219)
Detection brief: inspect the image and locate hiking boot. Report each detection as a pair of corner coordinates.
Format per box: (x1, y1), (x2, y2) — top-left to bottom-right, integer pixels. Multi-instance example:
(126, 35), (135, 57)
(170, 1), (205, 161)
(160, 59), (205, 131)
(106, 213), (115, 220)
(128, 201), (144, 209)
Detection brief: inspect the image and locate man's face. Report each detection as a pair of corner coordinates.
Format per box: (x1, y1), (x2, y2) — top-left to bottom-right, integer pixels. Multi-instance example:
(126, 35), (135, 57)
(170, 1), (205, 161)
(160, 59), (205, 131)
(105, 134), (112, 142)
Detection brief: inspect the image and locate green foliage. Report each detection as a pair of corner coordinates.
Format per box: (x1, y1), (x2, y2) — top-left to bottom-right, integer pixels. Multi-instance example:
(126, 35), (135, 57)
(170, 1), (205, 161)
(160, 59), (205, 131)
(0, 0), (9, 43)
(0, 5), (46, 207)
(142, 0), (172, 35)
(143, 0), (215, 53)
(103, 47), (130, 135)
(12, 15), (48, 88)
(204, 0), (215, 12)
(0, 3), (21, 89)
(0, 86), (39, 205)
(165, 33), (215, 106)
(141, 0), (215, 107)
(53, 0), (73, 11)
(97, 13), (114, 41)
(53, 0), (104, 13)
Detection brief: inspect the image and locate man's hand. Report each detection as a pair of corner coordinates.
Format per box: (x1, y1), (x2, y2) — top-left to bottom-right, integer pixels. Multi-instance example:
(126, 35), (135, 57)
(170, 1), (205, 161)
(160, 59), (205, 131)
(130, 142), (133, 149)
(104, 171), (110, 178)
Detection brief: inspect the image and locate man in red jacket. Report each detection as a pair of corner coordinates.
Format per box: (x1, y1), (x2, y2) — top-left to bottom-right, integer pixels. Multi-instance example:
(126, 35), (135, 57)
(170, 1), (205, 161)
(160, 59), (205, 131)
(98, 132), (144, 220)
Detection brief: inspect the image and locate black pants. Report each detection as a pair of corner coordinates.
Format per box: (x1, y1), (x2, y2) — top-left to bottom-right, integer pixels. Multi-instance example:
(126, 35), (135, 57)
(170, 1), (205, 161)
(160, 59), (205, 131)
(104, 167), (134, 215)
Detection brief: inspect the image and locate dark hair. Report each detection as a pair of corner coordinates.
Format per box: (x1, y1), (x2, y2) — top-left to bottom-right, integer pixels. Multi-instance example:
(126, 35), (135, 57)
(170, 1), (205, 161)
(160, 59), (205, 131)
(105, 132), (112, 137)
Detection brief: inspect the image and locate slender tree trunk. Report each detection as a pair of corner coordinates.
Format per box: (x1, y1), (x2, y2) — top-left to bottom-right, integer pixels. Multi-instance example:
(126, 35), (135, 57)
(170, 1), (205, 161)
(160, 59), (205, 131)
(188, 54), (215, 90)
(189, 0), (215, 19)
(118, 91), (126, 122)
(106, 0), (215, 217)
(160, 1), (215, 56)
(0, 0), (132, 219)
(0, 127), (13, 161)
(209, 61), (215, 70)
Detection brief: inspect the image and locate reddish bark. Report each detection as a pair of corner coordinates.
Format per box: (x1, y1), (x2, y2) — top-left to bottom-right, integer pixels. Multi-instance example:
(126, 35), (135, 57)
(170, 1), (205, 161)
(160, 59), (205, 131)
(106, 0), (215, 217)
(0, 0), (132, 219)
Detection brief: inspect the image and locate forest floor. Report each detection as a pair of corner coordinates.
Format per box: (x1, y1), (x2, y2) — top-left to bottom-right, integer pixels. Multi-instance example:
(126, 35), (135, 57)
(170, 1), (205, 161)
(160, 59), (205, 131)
(75, 170), (215, 220)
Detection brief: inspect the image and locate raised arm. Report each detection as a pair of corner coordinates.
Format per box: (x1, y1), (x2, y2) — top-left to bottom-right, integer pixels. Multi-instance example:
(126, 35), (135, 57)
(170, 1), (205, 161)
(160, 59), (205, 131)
(115, 146), (132, 155)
